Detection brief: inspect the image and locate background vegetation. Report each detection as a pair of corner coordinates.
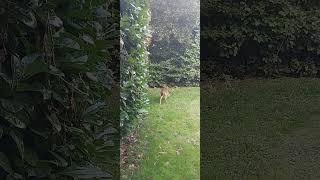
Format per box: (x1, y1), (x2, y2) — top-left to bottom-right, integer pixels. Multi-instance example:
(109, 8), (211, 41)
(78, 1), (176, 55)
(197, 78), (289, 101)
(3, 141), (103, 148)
(202, 0), (320, 80)
(120, 0), (151, 135)
(0, 0), (119, 179)
(148, 0), (200, 87)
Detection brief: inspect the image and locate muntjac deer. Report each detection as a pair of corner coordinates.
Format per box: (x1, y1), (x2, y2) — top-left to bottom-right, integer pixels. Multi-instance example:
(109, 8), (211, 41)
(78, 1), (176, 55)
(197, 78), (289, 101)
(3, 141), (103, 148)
(160, 86), (173, 104)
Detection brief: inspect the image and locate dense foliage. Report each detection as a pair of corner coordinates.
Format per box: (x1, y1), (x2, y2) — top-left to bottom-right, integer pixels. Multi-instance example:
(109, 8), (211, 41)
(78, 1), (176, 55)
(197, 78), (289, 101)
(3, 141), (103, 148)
(0, 0), (119, 179)
(149, 37), (200, 87)
(202, 0), (320, 79)
(120, 0), (151, 135)
(149, 0), (200, 87)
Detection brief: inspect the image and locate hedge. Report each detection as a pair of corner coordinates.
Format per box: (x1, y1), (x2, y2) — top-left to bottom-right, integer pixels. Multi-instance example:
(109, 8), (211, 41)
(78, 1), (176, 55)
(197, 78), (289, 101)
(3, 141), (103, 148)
(201, 0), (320, 79)
(148, 0), (200, 87)
(0, 0), (119, 179)
(120, 0), (151, 135)
(149, 38), (200, 87)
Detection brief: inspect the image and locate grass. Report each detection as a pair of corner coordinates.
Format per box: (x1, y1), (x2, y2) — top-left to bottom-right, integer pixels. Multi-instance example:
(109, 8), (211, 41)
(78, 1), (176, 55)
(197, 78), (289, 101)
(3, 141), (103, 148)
(202, 78), (320, 179)
(128, 87), (200, 180)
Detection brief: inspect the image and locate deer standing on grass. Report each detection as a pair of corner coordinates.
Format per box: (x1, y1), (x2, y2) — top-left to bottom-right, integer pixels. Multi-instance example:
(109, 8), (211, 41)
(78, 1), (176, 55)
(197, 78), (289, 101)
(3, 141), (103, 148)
(160, 86), (173, 105)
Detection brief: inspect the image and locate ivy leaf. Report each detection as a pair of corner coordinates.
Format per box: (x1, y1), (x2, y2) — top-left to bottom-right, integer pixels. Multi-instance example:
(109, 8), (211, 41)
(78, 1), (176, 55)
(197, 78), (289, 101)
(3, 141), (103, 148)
(10, 130), (24, 160)
(49, 16), (63, 27)
(0, 152), (12, 173)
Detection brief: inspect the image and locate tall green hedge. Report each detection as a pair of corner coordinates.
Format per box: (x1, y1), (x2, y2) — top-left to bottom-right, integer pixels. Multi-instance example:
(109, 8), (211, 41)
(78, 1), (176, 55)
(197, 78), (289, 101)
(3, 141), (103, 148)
(0, 0), (119, 179)
(120, 0), (151, 135)
(148, 0), (200, 87)
(149, 37), (200, 87)
(202, 0), (320, 79)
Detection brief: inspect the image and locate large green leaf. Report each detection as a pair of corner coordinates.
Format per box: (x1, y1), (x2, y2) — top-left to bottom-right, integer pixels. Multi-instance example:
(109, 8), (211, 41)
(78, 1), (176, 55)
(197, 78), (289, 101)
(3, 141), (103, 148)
(59, 62), (89, 72)
(26, 164), (52, 178)
(24, 147), (39, 166)
(83, 102), (106, 115)
(9, 130), (24, 160)
(23, 60), (49, 79)
(95, 127), (118, 139)
(95, 7), (111, 18)
(64, 126), (87, 137)
(57, 163), (112, 179)
(3, 113), (26, 129)
(58, 37), (81, 50)
(82, 35), (95, 45)
(48, 65), (65, 77)
(49, 16), (63, 27)
(20, 11), (37, 28)
(21, 53), (41, 66)
(0, 73), (12, 85)
(50, 151), (68, 167)
(96, 40), (115, 50)
(86, 72), (98, 82)
(0, 99), (24, 113)
(0, 152), (12, 173)
(45, 113), (61, 132)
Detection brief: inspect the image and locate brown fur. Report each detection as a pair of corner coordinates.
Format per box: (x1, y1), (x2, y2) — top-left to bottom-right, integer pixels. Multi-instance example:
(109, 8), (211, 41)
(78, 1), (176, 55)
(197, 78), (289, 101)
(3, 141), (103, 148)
(160, 86), (173, 104)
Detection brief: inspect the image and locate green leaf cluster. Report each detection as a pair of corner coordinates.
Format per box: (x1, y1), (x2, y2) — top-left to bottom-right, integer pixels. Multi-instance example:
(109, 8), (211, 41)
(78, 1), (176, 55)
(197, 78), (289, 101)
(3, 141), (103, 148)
(148, 0), (200, 87)
(120, 0), (151, 135)
(0, 0), (119, 179)
(202, 0), (320, 79)
(149, 38), (200, 87)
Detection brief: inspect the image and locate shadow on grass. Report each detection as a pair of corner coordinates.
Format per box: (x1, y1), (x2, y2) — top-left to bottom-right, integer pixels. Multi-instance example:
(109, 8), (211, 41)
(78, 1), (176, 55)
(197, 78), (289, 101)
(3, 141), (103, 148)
(201, 78), (320, 179)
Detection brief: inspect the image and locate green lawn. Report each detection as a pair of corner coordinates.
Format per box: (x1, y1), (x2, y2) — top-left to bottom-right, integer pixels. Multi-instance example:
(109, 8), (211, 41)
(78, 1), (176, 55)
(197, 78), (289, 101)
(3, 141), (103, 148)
(202, 78), (320, 179)
(129, 87), (200, 180)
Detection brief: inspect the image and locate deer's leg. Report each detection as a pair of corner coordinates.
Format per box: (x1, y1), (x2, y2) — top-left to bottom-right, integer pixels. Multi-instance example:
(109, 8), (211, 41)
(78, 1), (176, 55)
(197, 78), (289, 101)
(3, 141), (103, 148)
(160, 96), (163, 104)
